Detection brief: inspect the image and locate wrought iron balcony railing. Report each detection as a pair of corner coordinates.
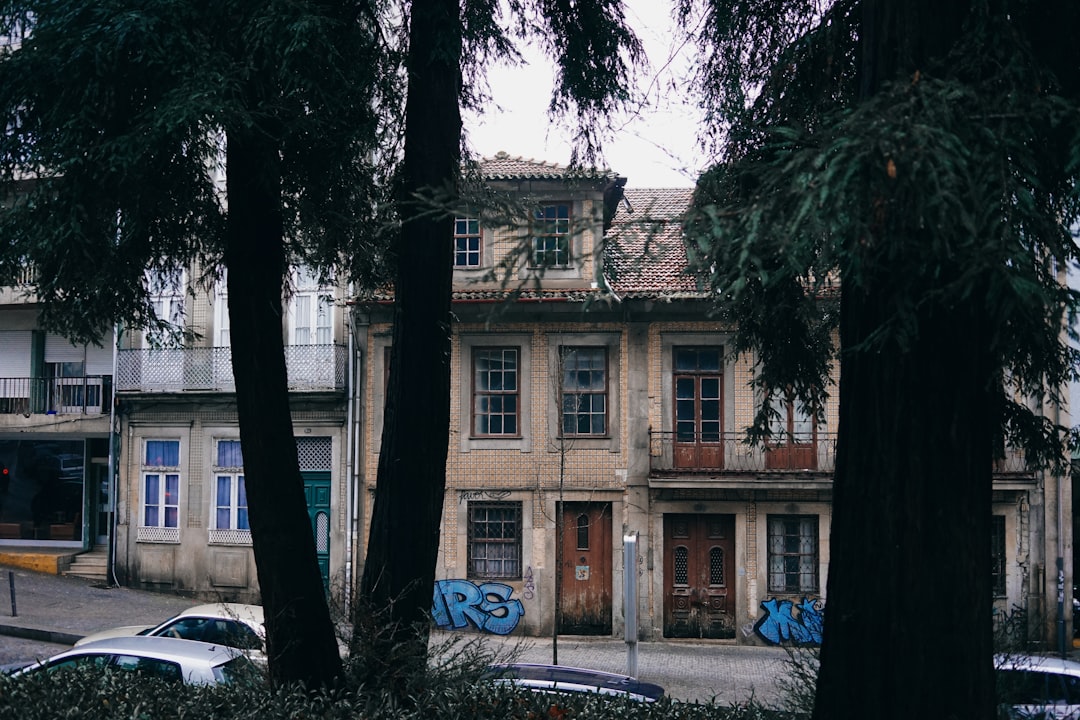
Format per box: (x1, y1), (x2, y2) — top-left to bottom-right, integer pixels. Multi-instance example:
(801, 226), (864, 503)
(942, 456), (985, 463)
(0, 376), (112, 415)
(649, 430), (837, 474)
(649, 430), (1034, 476)
(116, 345), (347, 393)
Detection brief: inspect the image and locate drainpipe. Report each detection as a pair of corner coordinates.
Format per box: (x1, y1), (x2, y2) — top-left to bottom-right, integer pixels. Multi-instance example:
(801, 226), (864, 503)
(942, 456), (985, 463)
(343, 294), (357, 609)
(107, 323), (120, 587)
(1057, 396), (1066, 656)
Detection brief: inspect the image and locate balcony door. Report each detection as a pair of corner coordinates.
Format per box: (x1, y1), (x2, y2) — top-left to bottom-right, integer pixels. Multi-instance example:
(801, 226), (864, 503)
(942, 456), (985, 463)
(673, 347), (723, 469)
(765, 392), (818, 470)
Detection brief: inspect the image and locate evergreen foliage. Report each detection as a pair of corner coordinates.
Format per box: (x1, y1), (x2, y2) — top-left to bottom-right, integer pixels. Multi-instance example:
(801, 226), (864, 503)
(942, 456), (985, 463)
(684, 0), (1080, 468)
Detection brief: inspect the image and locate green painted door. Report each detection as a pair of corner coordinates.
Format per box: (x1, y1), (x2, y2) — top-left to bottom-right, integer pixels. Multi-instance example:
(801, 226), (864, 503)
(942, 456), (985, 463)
(302, 472), (331, 592)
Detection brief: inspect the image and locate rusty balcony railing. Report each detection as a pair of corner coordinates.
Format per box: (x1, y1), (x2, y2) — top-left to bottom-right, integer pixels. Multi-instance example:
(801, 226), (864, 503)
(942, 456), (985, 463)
(0, 376), (112, 415)
(116, 345), (347, 393)
(649, 429), (1034, 477)
(649, 430), (837, 474)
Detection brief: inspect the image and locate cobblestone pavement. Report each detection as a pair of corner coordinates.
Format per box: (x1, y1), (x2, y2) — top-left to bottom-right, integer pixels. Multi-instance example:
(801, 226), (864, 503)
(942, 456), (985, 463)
(0, 565), (793, 706)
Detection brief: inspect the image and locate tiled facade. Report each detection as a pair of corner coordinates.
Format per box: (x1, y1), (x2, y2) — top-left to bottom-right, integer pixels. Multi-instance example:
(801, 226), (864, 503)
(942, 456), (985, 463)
(354, 155), (1070, 645)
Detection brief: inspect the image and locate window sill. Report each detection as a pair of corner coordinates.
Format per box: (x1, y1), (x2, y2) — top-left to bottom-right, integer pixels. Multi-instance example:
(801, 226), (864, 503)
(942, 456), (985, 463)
(136, 526), (180, 544)
(208, 528), (252, 546)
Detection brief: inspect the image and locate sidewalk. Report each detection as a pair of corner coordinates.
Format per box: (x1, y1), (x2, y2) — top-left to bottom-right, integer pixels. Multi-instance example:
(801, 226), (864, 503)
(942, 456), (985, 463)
(0, 564), (791, 706)
(0, 564), (193, 645)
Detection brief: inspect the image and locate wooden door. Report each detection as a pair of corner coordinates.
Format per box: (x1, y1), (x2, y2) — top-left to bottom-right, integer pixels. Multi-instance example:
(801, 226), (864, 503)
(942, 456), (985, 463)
(664, 514), (736, 639)
(302, 471), (331, 593)
(558, 502), (612, 635)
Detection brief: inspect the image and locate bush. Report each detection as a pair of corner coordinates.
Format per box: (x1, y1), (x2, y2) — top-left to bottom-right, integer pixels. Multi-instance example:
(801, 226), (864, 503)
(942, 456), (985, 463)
(0, 631), (799, 720)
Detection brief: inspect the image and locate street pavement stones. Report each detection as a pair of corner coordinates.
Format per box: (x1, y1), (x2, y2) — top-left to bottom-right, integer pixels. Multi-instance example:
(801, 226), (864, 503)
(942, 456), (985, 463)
(0, 565), (792, 707)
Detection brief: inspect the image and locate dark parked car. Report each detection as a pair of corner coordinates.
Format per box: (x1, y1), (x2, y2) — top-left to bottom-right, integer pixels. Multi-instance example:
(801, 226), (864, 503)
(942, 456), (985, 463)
(484, 663), (665, 702)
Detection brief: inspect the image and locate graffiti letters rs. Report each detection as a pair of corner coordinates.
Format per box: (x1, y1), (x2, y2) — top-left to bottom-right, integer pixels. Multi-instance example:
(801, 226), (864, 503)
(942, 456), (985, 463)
(432, 579), (525, 635)
(753, 597), (824, 646)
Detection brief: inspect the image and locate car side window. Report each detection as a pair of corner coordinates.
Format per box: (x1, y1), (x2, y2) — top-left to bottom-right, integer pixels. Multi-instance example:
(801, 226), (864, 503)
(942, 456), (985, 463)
(1062, 674), (1080, 704)
(156, 617), (261, 650)
(209, 620), (262, 650)
(998, 669), (1048, 704)
(47, 654), (111, 673)
(156, 617), (207, 641)
(111, 654), (183, 683)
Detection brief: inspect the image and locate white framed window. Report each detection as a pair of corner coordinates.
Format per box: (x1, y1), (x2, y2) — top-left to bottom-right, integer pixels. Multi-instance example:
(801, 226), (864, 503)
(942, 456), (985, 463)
(453, 217), (482, 268)
(138, 439), (180, 544)
(214, 276), (231, 347)
(147, 270), (186, 330)
(209, 439), (250, 545)
(289, 265), (333, 345)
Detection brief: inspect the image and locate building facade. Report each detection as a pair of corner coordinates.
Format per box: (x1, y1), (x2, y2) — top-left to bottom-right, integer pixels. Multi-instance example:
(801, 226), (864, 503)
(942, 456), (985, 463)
(0, 152), (1070, 648)
(354, 153), (1071, 647)
(108, 265), (355, 601)
(0, 268), (114, 556)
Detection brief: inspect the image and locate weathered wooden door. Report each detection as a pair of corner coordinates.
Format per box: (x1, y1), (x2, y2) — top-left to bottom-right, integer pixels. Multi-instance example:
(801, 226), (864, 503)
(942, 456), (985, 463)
(673, 347), (723, 469)
(558, 502), (612, 635)
(302, 471), (331, 593)
(664, 514), (736, 638)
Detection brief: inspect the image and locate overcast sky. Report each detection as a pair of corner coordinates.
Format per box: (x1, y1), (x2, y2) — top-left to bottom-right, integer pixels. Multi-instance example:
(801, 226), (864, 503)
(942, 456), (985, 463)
(463, 2), (706, 189)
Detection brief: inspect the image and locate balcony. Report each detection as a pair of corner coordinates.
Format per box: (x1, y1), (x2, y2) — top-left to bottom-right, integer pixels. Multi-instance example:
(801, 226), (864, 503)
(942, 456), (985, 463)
(649, 430), (837, 476)
(116, 345), (347, 393)
(649, 430), (1035, 479)
(0, 376), (112, 415)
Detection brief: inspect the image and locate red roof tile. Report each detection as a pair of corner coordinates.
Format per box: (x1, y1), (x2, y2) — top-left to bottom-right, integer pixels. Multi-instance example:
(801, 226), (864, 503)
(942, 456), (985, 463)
(475, 151), (616, 181)
(604, 188), (704, 298)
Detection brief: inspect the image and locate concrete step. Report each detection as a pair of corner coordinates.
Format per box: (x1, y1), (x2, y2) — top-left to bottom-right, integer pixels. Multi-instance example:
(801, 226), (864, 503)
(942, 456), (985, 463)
(64, 547), (109, 581)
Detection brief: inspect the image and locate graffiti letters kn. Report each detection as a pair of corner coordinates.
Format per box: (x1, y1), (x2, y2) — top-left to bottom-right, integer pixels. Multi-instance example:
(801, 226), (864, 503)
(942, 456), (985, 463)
(754, 597), (824, 646)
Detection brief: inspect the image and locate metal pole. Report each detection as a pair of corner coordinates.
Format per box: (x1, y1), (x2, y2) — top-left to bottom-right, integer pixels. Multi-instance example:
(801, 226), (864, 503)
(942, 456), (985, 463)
(624, 532), (638, 677)
(8, 570), (15, 617)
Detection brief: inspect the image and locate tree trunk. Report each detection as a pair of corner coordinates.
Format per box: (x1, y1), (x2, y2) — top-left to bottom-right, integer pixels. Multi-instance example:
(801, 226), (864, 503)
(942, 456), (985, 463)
(357, 0), (460, 664)
(225, 128), (343, 689)
(814, 2), (996, 718)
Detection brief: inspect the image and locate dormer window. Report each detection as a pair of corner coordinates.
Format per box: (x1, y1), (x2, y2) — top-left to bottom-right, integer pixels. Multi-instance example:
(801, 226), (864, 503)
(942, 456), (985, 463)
(531, 203), (571, 268)
(453, 217), (482, 268)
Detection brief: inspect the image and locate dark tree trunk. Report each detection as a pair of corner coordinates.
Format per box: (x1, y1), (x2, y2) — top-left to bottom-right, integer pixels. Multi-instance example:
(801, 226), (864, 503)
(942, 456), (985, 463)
(225, 129), (344, 689)
(814, 1), (996, 718)
(357, 0), (460, 663)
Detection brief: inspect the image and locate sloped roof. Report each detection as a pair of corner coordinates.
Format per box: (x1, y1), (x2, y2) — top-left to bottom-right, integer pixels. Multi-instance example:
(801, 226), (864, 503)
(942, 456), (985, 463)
(475, 151), (616, 182)
(604, 187), (705, 298)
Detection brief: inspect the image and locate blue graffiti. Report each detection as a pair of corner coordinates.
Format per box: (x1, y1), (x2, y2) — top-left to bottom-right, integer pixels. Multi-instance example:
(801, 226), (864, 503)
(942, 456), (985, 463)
(432, 579), (525, 635)
(753, 597), (824, 646)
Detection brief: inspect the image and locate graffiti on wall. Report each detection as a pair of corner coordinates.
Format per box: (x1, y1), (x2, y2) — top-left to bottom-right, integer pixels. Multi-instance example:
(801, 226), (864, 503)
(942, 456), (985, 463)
(753, 597), (824, 646)
(523, 566), (536, 600)
(432, 579), (525, 635)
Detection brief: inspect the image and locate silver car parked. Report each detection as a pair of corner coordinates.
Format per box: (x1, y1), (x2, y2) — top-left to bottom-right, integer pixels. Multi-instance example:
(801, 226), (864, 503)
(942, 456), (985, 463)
(12, 636), (254, 685)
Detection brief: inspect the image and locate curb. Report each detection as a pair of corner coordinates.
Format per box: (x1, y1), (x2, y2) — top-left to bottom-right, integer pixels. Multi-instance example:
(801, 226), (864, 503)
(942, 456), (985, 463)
(0, 623), (82, 646)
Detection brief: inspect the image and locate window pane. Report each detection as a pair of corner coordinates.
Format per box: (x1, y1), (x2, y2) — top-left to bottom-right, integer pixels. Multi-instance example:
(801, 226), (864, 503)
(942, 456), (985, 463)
(164, 475), (179, 505)
(145, 475), (159, 506)
(216, 476), (231, 507)
(145, 440), (179, 467)
(217, 440), (243, 468)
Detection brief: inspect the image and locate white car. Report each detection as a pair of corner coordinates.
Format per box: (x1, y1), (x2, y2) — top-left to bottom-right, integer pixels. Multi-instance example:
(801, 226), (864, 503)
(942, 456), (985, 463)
(75, 603), (266, 663)
(996, 653), (1080, 719)
(12, 636), (254, 685)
